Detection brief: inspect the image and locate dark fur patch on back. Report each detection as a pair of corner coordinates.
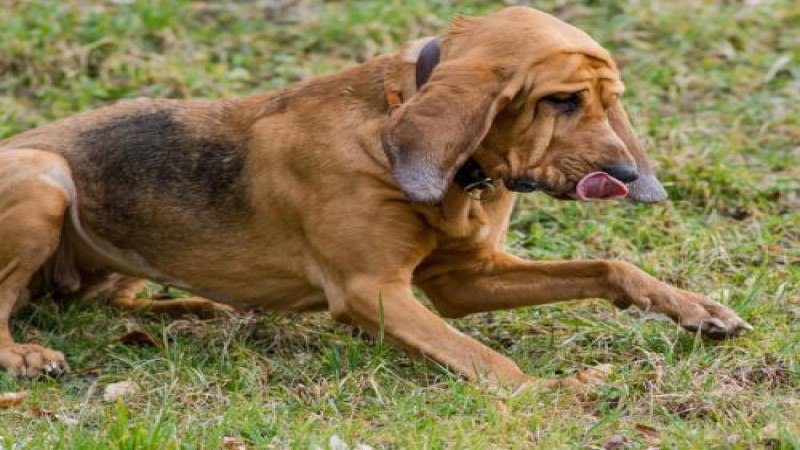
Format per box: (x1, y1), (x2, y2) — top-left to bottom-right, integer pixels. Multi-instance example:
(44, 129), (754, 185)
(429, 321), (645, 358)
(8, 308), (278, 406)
(70, 109), (248, 247)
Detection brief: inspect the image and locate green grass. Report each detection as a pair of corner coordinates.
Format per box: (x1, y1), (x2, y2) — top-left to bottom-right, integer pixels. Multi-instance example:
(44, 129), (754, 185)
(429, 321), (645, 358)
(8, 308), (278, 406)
(1, 0), (798, 448)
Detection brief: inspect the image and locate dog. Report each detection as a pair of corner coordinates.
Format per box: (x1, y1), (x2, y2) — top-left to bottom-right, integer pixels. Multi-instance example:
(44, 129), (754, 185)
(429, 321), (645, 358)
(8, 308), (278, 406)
(0, 6), (751, 385)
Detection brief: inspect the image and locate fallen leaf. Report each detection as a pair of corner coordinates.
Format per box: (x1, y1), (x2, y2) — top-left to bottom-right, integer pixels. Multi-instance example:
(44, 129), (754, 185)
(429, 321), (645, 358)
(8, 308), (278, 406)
(762, 423), (779, 436)
(26, 407), (79, 426)
(103, 380), (139, 402)
(635, 423), (661, 444)
(496, 399), (510, 417)
(329, 435), (347, 450)
(603, 435), (632, 449)
(761, 426), (781, 449)
(0, 391), (29, 409)
(118, 330), (162, 347)
(723, 207), (751, 221)
(27, 407), (55, 419)
(222, 436), (247, 450)
(767, 244), (784, 256)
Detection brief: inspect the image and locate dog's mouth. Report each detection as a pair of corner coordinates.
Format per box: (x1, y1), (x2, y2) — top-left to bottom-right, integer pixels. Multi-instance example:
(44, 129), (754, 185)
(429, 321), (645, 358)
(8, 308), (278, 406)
(574, 171), (629, 200)
(539, 172), (629, 201)
(503, 170), (631, 201)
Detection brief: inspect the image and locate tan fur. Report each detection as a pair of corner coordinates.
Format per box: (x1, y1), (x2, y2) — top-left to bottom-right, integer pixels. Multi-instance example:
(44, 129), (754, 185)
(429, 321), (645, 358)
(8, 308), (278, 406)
(0, 7), (749, 384)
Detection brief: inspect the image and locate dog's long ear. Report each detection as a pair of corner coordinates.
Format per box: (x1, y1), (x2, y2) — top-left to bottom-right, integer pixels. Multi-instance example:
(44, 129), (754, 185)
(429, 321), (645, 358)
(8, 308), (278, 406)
(607, 100), (668, 203)
(381, 60), (511, 203)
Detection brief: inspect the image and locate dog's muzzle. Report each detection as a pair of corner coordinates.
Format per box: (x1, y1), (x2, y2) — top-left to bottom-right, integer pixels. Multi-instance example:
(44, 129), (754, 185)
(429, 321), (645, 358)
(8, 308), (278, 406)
(506, 177), (540, 193)
(600, 163), (639, 183)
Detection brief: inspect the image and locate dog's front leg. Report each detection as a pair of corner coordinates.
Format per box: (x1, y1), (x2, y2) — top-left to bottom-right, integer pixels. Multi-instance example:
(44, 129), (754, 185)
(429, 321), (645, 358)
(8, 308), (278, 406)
(419, 252), (751, 339)
(323, 276), (608, 388)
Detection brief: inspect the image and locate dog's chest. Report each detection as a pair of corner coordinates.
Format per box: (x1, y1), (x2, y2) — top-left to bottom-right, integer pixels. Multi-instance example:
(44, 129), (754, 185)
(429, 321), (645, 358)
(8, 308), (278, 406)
(419, 191), (510, 247)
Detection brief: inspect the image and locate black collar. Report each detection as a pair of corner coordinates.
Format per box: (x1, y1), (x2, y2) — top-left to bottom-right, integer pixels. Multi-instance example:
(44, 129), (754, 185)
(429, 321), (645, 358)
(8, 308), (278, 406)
(414, 38), (493, 193)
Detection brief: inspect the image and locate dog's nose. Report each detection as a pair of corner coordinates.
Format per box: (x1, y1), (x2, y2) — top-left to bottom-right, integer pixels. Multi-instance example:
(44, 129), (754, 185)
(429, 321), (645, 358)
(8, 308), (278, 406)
(601, 164), (639, 183)
(506, 177), (539, 193)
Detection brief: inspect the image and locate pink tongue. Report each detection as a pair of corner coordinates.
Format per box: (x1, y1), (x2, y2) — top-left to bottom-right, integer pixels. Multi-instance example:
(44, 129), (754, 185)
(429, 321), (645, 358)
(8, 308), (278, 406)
(576, 172), (629, 200)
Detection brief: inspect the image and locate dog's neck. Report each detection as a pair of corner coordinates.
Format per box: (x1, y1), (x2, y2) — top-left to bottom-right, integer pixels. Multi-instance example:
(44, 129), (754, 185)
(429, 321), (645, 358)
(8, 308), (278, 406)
(238, 39), (492, 197)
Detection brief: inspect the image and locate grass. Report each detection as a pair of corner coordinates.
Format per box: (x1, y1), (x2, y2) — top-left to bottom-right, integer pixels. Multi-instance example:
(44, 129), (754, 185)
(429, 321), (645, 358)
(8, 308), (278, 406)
(1, 0), (798, 448)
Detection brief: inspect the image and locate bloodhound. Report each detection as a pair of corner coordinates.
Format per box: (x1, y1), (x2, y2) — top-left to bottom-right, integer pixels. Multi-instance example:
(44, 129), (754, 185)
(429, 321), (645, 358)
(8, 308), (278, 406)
(0, 7), (751, 385)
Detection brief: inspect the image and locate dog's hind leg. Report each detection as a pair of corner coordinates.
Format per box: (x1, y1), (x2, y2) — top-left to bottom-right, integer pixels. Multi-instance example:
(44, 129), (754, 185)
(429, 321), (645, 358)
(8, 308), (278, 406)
(108, 277), (237, 319)
(0, 149), (72, 376)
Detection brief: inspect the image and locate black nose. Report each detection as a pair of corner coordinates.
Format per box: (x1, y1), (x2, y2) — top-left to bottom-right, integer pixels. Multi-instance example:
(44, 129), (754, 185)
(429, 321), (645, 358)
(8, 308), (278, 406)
(601, 164), (639, 183)
(506, 177), (539, 193)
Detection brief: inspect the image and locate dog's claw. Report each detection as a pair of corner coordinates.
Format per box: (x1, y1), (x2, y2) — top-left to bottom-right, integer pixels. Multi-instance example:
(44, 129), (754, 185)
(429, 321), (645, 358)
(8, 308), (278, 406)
(43, 360), (68, 376)
(679, 301), (753, 340)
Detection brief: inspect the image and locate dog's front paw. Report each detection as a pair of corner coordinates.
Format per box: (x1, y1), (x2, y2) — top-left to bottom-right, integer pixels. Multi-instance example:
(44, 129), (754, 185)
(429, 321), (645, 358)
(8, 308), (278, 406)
(676, 294), (753, 340)
(0, 343), (69, 377)
(609, 263), (753, 340)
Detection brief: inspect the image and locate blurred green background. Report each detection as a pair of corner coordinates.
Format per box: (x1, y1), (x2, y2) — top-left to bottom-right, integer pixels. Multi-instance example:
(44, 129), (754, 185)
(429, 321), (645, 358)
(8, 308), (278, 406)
(0, 1), (798, 448)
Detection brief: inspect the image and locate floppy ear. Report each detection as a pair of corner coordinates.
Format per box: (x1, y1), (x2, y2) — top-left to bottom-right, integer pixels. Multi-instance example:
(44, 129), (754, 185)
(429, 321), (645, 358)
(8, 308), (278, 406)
(381, 61), (510, 203)
(607, 101), (668, 203)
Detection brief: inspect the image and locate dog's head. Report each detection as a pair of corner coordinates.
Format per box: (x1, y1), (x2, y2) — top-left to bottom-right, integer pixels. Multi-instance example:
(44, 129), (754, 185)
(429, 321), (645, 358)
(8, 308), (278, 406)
(381, 6), (667, 204)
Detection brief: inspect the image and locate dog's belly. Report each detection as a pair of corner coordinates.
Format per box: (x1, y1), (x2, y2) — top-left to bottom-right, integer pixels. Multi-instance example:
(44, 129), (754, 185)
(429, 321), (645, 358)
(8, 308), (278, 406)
(65, 207), (330, 311)
(202, 278), (327, 312)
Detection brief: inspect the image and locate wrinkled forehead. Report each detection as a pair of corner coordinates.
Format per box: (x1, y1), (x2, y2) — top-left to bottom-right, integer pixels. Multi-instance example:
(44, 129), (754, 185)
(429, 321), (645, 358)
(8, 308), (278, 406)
(444, 8), (624, 95)
(527, 52), (624, 98)
(446, 8), (608, 55)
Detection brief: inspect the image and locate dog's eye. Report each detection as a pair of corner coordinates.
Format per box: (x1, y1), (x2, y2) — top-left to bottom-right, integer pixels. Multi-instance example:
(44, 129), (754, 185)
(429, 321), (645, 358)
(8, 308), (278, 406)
(542, 93), (582, 114)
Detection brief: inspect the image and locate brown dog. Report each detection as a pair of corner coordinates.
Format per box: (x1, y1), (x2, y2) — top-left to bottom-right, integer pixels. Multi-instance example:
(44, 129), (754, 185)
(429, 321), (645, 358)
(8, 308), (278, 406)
(0, 7), (750, 384)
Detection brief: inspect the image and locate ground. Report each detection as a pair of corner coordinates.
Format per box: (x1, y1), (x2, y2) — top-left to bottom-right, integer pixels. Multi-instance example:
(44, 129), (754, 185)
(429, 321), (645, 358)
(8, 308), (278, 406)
(0, 0), (798, 448)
